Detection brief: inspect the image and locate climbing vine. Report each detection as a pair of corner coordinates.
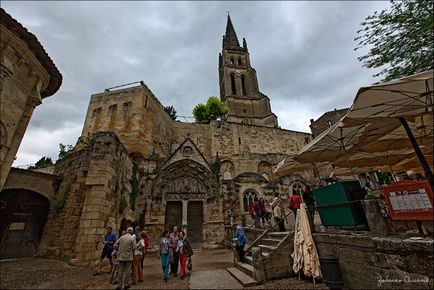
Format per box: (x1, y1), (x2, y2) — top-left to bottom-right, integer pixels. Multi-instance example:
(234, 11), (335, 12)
(210, 154), (221, 184)
(129, 161), (139, 211)
(119, 195), (127, 213)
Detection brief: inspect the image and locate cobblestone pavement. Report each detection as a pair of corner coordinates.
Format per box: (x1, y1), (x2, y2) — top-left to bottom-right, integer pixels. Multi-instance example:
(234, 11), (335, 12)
(1, 249), (327, 289)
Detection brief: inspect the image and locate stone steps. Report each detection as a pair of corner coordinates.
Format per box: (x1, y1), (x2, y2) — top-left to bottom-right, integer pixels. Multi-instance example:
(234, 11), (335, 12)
(226, 267), (258, 287)
(230, 230), (292, 284)
(267, 231), (290, 237)
(258, 244), (277, 253)
(237, 262), (254, 276)
(261, 238), (281, 246)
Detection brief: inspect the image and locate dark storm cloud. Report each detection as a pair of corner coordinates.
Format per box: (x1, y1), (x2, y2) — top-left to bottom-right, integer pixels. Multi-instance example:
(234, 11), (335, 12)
(2, 1), (390, 165)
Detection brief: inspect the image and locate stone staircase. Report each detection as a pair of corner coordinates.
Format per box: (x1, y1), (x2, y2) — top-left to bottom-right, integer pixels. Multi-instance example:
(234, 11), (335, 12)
(226, 231), (294, 287)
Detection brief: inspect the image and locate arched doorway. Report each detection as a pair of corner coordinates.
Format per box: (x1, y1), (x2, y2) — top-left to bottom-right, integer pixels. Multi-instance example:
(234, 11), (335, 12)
(0, 189), (49, 259)
(153, 159), (219, 247)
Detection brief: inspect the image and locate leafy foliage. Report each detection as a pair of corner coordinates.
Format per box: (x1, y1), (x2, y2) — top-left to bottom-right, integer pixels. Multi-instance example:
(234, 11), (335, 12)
(119, 195), (128, 213)
(52, 185), (69, 209)
(58, 143), (74, 160)
(192, 96), (229, 123)
(129, 162), (139, 211)
(164, 105), (177, 121)
(354, 0), (433, 81)
(210, 154), (221, 183)
(28, 156), (53, 170)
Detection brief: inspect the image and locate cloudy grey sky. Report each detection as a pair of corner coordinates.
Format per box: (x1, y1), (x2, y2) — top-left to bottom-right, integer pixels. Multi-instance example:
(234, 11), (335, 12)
(3, 1), (391, 166)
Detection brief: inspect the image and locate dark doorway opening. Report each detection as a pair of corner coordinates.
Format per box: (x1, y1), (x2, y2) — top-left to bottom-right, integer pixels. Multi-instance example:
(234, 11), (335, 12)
(0, 189), (49, 259)
(187, 201), (203, 248)
(165, 201), (182, 231)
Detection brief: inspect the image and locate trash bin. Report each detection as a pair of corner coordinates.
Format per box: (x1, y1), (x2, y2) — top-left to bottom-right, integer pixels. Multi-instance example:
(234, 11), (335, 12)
(319, 254), (344, 289)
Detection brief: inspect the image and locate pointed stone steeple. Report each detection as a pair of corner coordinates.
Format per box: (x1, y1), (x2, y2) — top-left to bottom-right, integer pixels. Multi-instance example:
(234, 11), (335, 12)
(223, 14), (241, 50)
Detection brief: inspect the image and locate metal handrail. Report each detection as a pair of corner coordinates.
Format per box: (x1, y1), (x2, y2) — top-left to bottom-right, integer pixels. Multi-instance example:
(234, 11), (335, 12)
(245, 208), (294, 255)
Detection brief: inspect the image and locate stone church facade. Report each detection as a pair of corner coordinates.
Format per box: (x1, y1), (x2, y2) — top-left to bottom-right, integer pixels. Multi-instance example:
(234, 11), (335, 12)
(36, 16), (312, 266)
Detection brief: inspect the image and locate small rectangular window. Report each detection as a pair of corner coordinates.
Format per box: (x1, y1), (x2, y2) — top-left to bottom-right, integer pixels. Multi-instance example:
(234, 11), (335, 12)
(108, 104), (117, 116)
(123, 102), (131, 116)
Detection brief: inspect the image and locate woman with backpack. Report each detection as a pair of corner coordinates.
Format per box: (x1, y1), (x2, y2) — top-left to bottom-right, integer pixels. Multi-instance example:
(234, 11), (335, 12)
(176, 230), (193, 280)
(289, 190), (302, 220)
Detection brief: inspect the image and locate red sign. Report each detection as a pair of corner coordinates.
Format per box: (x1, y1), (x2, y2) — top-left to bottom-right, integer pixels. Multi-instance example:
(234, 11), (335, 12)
(382, 180), (433, 221)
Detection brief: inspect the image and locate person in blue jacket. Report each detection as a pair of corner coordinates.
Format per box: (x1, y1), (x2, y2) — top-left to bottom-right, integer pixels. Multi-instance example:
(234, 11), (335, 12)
(232, 222), (248, 263)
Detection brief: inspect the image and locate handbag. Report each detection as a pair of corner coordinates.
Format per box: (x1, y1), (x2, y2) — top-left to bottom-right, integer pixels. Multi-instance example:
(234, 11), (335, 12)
(187, 257), (192, 271)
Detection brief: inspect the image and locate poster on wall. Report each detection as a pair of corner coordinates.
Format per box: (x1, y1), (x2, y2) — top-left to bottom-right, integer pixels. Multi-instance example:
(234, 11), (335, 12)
(382, 180), (433, 220)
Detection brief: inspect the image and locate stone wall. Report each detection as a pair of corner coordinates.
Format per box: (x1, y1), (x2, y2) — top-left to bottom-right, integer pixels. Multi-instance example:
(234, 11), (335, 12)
(309, 108), (348, 138)
(79, 83), (174, 162)
(0, 15), (60, 190)
(313, 233), (433, 289)
(38, 132), (135, 266)
(2, 168), (60, 201)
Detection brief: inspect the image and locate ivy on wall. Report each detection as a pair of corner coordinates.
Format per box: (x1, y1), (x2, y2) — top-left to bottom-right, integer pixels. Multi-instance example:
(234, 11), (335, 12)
(129, 161), (139, 211)
(210, 154), (221, 184)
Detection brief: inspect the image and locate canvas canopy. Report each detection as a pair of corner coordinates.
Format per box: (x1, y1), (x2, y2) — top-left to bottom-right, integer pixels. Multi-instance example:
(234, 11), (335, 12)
(292, 203), (322, 279)
(291, 70), (433, 180)
(349, 70), (433, 119)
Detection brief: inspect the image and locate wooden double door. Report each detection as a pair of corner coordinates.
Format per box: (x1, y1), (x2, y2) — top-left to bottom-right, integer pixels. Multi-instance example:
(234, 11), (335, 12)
(0, 189), (49, 259)
(165, 201), (203, 247)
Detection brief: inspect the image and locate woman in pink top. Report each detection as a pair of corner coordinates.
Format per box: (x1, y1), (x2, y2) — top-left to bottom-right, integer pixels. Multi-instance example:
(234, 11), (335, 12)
(289, 190), (302, 219)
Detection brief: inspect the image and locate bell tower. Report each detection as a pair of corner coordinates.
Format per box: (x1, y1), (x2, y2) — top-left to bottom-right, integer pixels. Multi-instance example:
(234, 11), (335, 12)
(219, 15), (278, 128)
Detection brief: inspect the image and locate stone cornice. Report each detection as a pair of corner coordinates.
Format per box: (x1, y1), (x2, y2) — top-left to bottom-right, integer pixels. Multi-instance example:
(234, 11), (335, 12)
(0, 8), (62, 98)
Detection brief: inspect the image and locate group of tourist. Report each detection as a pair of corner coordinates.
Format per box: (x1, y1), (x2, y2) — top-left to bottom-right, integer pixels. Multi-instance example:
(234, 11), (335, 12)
(95, 224), (194, 289)
(246, 188), (316, 232)
(95, 226), (149, 290)
(158, 226), (194, 282)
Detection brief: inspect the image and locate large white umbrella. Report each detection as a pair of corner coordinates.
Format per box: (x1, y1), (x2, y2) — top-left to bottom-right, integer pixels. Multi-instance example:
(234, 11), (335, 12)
(292, 203), (322, 279)
(347, 70), (433, 187)
(295, 116), (401, 179)
(349, 70), (433, 119)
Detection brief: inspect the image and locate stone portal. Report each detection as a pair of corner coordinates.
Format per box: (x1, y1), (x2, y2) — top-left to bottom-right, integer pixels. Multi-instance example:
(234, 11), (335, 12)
(0, 189), (49, 259)
(187, 201), (203, 248)
(165, 201), (182, 231)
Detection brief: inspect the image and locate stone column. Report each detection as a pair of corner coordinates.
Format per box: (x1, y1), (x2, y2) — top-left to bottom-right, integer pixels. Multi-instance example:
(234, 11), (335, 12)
(182, 200), (188, 232)
(0, 95), (41, 189)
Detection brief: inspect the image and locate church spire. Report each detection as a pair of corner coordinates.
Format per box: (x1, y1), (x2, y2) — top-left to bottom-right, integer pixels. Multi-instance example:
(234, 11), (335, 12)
(223, 14), (241, 49)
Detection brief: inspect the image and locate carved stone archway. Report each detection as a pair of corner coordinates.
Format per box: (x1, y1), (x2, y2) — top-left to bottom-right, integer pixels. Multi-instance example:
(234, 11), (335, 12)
(152, 159), (219, 246)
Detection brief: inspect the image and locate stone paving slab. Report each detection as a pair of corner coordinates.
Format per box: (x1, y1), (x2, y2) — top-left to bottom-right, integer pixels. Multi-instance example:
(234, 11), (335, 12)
(189, 269), (243, 289)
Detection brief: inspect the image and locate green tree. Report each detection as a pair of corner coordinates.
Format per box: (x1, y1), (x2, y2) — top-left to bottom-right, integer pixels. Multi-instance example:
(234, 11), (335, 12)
(164, 105), (177, 121)
(354, 0), (433, 81)
(28, 156), (53, 170)
(192, 96), (229, 123)
(58, 143), (74, 160)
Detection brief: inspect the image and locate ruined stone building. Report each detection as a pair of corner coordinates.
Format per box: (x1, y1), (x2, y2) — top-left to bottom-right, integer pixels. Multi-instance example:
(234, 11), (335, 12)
(1, 14), (312, 265)
(0, 8), (62, 190)
(0, 8), (62, 259)
(309, 108), (348, 138)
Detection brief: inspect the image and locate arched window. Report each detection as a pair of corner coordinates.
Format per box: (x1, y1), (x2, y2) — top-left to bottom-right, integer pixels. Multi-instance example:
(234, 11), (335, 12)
(241, 75), (247, 95)
(223, 171), (232, 180)
(243, 189), (258, 212)
(238, 58), (242, 65)
(230, 74), (236, 95)
(230, 58), (235, 65)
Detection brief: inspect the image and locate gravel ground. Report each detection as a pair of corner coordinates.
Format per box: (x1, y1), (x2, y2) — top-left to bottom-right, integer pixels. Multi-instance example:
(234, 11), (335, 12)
(0, 258), (105, 289)
(1, 250), (327, 289)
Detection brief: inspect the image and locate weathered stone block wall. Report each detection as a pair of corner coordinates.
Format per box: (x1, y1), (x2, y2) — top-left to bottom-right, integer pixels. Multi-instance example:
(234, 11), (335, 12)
(309, 108), (348, 138)
(313, 233), (433, 289)
(262, 232), (294, 280)
(0, 25), (50, 190)
(80, 84), (174, 161)
(39, 132), (135, 266)
(39, 149), (91, 259)
(210, 121), (311, 178)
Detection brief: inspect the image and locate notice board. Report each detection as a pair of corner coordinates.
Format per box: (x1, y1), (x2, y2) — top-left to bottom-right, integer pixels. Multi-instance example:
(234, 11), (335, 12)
(382, 180), (433, 220)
